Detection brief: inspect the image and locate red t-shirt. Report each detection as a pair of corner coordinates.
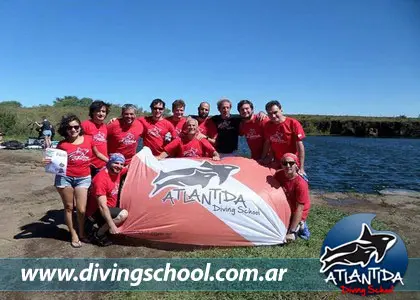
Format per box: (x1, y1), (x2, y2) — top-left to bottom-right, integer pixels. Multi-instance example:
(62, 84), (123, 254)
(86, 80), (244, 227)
(138, 117), (176, 155)
(81, 119), (108, 168)
(86, 168), (127, 217)
(57, 135), (93, 177)
(166, 116), (186, 138)
(107, 119), (144, 164)
(196, 117), (218, 139)
(239, 115), (268, 160)
(164, 137), (215, 158)
(263, 117), (305, 160)
(275, 172), (311, 221)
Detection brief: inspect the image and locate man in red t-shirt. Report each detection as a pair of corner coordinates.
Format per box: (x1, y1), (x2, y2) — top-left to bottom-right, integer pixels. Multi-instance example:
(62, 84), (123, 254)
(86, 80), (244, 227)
(274, 153), (311, 243)
(165, 99), (186, 138)
(107, 104), (144, 165)
(86, 153), (128, 246)
(193, 102), (218, 146)
(237, 100), (269, 160)
(261, 100), (306, 174)
(157, 117), (220, 160)
(138, 99), (176, 156)
(81, 100), (111, 177)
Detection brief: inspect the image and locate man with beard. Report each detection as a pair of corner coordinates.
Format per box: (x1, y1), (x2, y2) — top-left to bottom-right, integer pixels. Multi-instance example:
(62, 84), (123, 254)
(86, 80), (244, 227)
(261, 100), (306, 174)
(86, 153), (129, 246)
(107, 104), (144, 165)
(138, 99), (176, 155)
(192, 101), (218, 146)
(237, 100), (269, 160)
(82, 100), (111, 177)
(165, 99), (186, 138)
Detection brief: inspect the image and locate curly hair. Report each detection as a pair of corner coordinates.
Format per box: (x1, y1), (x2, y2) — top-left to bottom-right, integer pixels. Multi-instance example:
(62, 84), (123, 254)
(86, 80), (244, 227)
(89, 100), (111, 118)
(57, 114), (84, 138)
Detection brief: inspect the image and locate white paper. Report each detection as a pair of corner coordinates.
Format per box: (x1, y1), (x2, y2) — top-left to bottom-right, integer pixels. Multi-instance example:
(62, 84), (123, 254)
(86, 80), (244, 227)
(44, 148), (67, 176)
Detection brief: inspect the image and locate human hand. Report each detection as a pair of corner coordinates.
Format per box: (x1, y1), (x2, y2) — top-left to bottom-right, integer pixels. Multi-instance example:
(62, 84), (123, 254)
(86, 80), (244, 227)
(107, 117), (118, 125)
(42, 158), (52, 165)
(196, 133), (206, 140)
(286, 233), (296, 243)
(256, 111), (267, 121)
(109, 225), (118, 235)
(212, 155), (221, 161)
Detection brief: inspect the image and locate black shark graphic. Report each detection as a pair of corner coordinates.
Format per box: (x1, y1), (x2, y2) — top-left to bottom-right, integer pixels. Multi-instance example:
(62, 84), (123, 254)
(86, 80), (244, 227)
(320, 224), (396, 272)
(150, 161), (240, 196)
(321, 245), (377, 272)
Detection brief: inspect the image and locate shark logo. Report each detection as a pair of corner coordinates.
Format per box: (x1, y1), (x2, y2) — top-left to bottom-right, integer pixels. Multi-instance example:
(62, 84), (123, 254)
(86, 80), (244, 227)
(150, 161), (240, 196)
(320, 214), (408, 296)
(320, 223), (396, 272)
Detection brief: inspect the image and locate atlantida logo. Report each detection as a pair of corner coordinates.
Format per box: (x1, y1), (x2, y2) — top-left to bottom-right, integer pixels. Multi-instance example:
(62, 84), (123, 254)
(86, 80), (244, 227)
(320, 213), (408, 296)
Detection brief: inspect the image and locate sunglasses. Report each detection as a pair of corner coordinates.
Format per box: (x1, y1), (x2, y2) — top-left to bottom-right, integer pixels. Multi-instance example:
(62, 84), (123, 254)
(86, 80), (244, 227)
(67, 125), (80, 131)
(282, 161), (296, 167)
(153, 107), (164, 111)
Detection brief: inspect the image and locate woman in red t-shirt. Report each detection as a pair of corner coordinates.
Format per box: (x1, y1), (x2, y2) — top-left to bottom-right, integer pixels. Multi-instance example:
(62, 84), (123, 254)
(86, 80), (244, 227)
(44, 115), (106, 248)
(157, 117), (221, 160)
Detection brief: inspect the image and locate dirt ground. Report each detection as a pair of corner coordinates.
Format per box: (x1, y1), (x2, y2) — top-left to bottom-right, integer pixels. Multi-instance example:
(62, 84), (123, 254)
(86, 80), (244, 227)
(1, 150), (419, 299)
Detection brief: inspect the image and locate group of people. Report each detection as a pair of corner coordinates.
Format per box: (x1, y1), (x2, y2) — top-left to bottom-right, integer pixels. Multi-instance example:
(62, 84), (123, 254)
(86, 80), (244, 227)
(44, 97), (311, 247)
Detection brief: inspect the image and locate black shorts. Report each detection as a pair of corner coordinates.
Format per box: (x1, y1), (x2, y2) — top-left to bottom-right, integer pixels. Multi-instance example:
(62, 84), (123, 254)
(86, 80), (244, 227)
(92, 207), (123, 227)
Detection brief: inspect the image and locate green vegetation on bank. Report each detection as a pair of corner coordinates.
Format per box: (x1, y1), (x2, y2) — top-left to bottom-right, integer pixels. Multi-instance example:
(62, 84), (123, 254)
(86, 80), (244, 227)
(1, 98), (419, 140)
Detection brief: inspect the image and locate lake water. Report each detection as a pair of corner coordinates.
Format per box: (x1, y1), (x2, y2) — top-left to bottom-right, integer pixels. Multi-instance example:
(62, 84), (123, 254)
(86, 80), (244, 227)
(238, 136), (420, 194)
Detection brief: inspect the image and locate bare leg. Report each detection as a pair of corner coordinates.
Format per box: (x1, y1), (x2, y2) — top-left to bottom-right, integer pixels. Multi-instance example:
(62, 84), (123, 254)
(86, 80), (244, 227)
(74, 187), (88, 239)
(97, 209), (128, 236)
(57, 187), (78, 243)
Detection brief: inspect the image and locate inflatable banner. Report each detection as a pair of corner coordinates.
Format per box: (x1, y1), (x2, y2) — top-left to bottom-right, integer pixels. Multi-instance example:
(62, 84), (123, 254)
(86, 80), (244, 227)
(118, 147), (291, 246)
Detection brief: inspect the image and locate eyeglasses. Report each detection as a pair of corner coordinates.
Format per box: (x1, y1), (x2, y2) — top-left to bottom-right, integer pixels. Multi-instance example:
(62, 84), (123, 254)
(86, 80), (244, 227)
(67, 125), (80, 131)
(282, 161), (296, 167)
(153, 107), (164, 111)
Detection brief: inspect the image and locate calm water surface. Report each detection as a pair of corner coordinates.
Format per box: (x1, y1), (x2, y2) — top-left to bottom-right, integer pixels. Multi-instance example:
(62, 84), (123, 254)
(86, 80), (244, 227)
(239, 136), (420, 193)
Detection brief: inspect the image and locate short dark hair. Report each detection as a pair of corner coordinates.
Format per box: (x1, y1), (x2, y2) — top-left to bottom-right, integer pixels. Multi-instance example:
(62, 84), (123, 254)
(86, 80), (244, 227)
(237, 100), (254, 112)
(172, 99), (185, 110)
(265, 100), (282, 111)
(150, 99), (165, 110)
(57, 114), (84, 138)
(217, 98), (232, 110)
(89, 100), (111, 118)
(121, 104), (137, 114)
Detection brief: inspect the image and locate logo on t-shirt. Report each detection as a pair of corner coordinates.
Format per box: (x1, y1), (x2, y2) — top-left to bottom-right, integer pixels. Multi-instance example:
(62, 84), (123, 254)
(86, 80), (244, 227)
(218, 120), (234, 130)
(148, 126), (162, 138)
(270, 131), (284, 143)
(120, 133), (137, 145)
(93, 131), (107, 143)
(245, 129), (261, 140)
(183, 148), (199, 157)
(68, 147), (90, 162)
(111, 183), (120, 197)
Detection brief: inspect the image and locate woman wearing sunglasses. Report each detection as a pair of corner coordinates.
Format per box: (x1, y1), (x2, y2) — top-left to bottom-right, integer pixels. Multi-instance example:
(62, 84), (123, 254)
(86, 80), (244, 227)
(275, 153), (311, 243)
(46, 114), (108, 248)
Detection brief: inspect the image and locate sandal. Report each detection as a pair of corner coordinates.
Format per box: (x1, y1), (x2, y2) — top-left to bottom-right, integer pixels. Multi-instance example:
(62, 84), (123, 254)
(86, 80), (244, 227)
(93, 232), (112, 247)
(71, 240), (82, 248)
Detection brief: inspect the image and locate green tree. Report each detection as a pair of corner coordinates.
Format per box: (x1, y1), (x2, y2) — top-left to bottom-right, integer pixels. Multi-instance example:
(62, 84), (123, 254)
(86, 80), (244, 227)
(53, 96), (93, 107)
(0, 100), (22, 108)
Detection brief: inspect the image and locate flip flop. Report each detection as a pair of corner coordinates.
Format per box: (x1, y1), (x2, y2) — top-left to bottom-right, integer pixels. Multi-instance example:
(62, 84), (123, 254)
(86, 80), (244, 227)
(71, 240), (82, 248)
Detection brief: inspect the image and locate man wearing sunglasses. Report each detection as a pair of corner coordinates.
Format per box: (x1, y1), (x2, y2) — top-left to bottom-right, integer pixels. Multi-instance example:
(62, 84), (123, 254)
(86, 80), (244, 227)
(261, 100), (306, 175)
(107, 104), (144, 165)
(275, 153), (311, 243)
(138, 99), (176, 156)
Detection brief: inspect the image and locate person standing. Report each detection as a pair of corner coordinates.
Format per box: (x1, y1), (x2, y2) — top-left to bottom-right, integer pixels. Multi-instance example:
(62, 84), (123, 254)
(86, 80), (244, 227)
(138, 99), (176, 156)
(35, 116), (52, 149)
(237, 100), (269, 160)
(107, 104), (144, 165)
(81, 100), (111, 177)
(193, 101), (218, 146)
(165, 99), (186, 138)
(261, 100), (306, 174)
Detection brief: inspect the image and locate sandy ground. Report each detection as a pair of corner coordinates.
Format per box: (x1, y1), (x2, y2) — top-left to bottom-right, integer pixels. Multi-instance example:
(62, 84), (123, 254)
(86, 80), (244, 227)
(1, 150), (419, 299)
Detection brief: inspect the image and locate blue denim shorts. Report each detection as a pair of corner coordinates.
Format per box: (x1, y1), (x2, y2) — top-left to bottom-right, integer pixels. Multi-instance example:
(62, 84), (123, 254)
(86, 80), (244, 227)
(42, 130), (52, 137)
(54, 175), (91, 189)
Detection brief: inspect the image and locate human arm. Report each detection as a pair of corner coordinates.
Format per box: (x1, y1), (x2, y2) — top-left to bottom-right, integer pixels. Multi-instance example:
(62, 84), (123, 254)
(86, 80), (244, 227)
(297, 141), (305, 175)
(93, 145), (109, 163)
(156, 151), (169, 160)
(211, 151), (221, 161)
(97, 195), (118, 234)
(286, 203), (304, 242)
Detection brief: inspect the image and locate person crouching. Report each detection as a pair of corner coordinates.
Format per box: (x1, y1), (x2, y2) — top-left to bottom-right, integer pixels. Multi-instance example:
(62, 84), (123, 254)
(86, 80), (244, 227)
(86, 153), (128, 246)
(275, 153), (311, 243)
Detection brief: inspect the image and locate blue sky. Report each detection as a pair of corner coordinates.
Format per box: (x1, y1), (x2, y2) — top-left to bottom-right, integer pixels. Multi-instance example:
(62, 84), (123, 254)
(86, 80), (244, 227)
(1, 0), (419, 117)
